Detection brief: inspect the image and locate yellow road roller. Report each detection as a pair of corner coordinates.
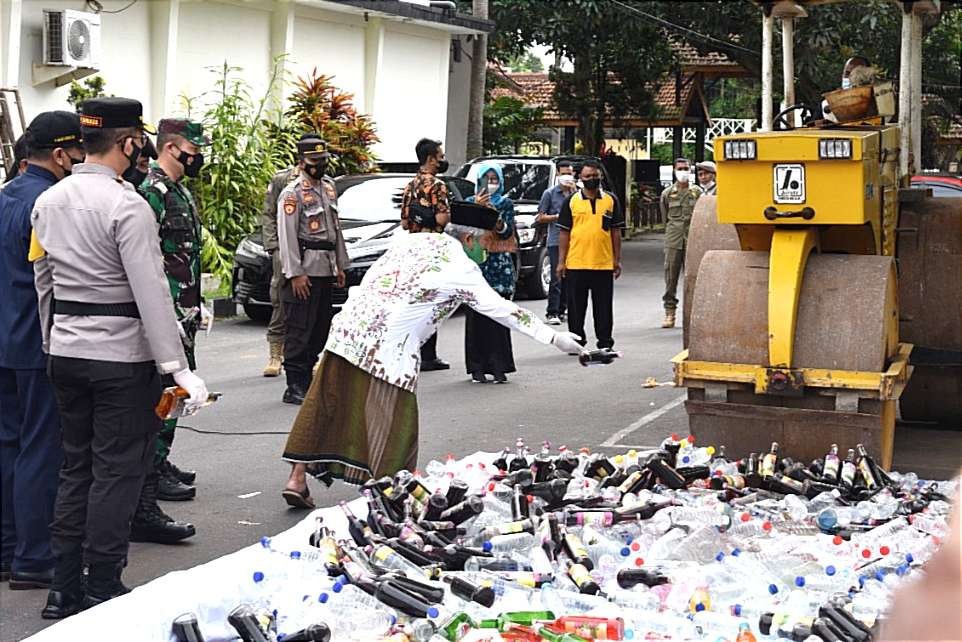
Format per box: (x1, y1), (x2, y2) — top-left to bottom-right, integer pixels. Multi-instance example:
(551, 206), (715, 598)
(672, 1), (961, 471)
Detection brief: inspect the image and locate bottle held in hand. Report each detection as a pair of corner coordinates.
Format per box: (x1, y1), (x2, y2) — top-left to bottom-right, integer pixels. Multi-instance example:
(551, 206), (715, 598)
(155, 386), (221, 420)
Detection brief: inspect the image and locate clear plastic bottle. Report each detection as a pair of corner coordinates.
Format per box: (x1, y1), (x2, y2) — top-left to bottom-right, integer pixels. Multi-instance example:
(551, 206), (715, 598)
(539, 582), (610, 614)
(484, 532), (536, 555)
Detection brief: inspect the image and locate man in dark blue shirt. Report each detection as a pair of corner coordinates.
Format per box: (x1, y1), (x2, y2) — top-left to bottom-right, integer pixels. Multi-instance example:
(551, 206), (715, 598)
(0, 111), (83, 590)
(536, 160), (577, 325)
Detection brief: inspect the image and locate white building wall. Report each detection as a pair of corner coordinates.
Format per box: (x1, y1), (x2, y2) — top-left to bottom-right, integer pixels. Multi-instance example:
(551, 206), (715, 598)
(3, 0), (474, 166)
(290, 6), (366, 107)
(8, 0), (153, 120)
(373, 25), (449, 163)
(444, 36), (471, 171)
(173, 1), (272, 116)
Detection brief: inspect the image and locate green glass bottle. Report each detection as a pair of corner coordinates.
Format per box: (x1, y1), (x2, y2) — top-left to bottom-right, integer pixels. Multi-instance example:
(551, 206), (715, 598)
(497, 610), (557, 630)
(439, 612), (476, 641)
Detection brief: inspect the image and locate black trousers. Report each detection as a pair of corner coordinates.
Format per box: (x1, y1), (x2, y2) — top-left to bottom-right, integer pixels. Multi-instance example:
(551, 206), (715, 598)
(464, 307), (516, 376)
(421, 332), (440, 362)
(282, 277), (334, 385)
(47, 357), (160, 565)
(566, 269), (615, 349)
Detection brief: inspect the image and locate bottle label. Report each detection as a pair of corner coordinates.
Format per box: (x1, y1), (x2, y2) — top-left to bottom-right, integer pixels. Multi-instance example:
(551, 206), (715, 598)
(568, 563), (593, 587)
(373, 545), (394, 562)
(499, 520), (530, 535)
(577, 512), (613, 528)
(823, 454), (840, 479)
(840, 462), (857, 486)
(760, 454), (776, 478)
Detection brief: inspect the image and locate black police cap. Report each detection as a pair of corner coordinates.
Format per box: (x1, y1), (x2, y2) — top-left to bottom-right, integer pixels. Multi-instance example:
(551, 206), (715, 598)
(297, 134), (329, 158)
(79, 97), (155, 133)
(25, 110), (82, 149)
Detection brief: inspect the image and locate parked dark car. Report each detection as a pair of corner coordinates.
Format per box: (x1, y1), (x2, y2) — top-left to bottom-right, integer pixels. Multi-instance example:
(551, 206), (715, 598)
(455, 155), (616, 299)
(232, 173), (474, 322)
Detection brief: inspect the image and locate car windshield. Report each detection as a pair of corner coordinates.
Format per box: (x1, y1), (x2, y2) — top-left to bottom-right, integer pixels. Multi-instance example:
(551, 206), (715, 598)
(460, 161), (552, 203)
(336, 177), (412, 222)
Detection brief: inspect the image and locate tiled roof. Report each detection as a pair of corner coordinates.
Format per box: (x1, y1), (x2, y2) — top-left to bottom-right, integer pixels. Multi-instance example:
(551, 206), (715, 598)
(491, 72), (701, 125)
(670, 38), (741, 69)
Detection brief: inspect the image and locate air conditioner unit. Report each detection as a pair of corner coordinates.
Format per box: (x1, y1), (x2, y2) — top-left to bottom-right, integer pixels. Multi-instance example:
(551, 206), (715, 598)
(42, 9), (101, 68)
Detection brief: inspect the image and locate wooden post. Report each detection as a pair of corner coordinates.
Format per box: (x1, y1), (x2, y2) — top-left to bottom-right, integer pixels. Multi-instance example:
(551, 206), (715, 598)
(761, 10), (774, 132)
(898, 9), (913, 179)
(781, 17), (795, 125)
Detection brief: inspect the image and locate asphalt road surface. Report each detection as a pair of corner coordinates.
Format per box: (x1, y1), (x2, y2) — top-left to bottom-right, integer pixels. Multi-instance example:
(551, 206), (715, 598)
(3, 234), (959, 640)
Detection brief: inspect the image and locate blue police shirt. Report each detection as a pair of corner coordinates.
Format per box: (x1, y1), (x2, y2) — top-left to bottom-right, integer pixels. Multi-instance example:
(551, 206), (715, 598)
(538, 184), (571, 247)
(0, 165), (58, 369)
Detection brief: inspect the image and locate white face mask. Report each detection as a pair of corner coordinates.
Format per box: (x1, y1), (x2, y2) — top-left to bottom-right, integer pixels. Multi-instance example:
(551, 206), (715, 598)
(487, 182), (499, 194)
(841, 77), (852, 90)
(558, 174), (575, 188)
(676, 170), (691, 184)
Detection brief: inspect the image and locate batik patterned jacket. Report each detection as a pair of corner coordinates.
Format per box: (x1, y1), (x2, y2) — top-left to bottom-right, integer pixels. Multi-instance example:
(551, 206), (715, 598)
(325, 233), (555, 392)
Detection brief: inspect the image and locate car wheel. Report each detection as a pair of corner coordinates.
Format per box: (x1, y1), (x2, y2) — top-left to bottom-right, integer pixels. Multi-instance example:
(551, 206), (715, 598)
(524, 248), (550, 300)
(243, 303), (272, 324)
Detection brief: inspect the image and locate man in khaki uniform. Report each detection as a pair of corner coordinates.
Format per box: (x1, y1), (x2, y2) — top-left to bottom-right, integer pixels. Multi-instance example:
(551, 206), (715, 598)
(659, 158), (702, 328)
(261, 163), (296, 377)
(276, 136), (349, 405)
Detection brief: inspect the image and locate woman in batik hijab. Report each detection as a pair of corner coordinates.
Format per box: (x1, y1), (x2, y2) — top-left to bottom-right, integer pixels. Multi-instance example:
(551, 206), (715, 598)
(280, 214), (584, 508)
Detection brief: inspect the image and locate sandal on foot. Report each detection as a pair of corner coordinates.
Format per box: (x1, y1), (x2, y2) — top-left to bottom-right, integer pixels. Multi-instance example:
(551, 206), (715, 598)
(282, 487), (315, 509)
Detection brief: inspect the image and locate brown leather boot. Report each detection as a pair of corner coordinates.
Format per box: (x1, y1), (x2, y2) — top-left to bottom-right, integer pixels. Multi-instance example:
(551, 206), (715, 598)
(263, 341), (283, 377)
(661, 310), (676, 328)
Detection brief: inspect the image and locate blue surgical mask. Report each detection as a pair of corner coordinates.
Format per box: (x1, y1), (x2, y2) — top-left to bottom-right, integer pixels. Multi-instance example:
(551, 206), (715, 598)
(841, 78), (852, 90)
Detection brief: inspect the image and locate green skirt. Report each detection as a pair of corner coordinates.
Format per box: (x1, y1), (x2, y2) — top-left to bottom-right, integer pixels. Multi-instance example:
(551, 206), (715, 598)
(282, 351), (419, 484)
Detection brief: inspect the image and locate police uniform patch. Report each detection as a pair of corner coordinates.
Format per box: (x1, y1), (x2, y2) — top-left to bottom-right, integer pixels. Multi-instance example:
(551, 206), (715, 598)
(323, 182), (336, 201)
(283, 195), (297, 216)
(309, 218), (321, 232)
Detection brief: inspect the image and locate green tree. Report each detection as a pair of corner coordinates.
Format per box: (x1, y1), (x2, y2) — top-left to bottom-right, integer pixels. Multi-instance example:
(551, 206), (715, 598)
(650, 0), (960, 122)
(284, 70), (380, 176)
(505, 51), (544, 73)
(486, 0), (674, 155)
(483, 95), (544, 154)
(66, 75), (107, 111)
(186, 60), (294, 283)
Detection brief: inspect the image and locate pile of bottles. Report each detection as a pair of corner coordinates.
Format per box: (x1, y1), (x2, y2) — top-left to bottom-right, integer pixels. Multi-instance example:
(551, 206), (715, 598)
(171, 436), (956, 642)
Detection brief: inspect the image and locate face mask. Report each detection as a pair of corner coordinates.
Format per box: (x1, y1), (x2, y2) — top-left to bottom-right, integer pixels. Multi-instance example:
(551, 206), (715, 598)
(304, 162), (325, 179)
(582, 177), (601, 190)
(436, 159), (449, 174)
(462, 237), (488, 265)
(58, 155), (84, 178)
(487, 182), (499, 195)
(176, 148), (205, 178)
(841, 77), (852, 89)
(676, 170), (690, 184)
(123, 166), (148, 186)
(123, 138), (143, 173)
(558, 174), (575, 187)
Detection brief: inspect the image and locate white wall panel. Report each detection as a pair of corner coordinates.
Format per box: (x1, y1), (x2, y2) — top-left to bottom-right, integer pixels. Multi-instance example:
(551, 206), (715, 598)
(291, 17), (366, 106)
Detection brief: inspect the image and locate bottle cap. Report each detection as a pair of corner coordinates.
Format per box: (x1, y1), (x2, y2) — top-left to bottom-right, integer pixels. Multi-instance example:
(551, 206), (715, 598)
(794, 576), (805, 587)
(318, 592), (329, 603)
(332, 582), (343, 593)
(768, 584), (778, 595)
(290, 551), (301, 559)
(905, 553), (915, 563)
(715, 552), (725, 562)
(879, 545), (890, 556)
(731, 548), (741, 556)
(861, 548), (872, 558)
(634, 557), (644, 567)
(826, 565), (837, 576)
(620, 547), (631, 557)
(694, 602), (706, 612)
(428, 607), (440, 618)
(260, 536), (271, 548)
(624, 629), (635, 640)
(253, 571), (265, 583)
(482, 541), (493, 552)
(732, 604), (743, 616)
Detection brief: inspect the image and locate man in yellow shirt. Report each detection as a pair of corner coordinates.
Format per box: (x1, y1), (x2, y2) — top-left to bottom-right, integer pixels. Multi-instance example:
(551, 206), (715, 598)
(557, 159), (624, 350)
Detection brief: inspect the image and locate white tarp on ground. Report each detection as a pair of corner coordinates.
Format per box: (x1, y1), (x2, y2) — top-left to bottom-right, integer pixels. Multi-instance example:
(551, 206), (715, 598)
(23, 497), (361, 642)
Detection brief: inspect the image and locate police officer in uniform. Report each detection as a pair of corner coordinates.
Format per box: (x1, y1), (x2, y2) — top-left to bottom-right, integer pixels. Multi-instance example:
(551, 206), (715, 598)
(128, 118), (212, 543)
(277, 136), (349, 405)
(659, 158), (702, 329)
(30, 98), (208, 618)
(0, 111), (83, 590)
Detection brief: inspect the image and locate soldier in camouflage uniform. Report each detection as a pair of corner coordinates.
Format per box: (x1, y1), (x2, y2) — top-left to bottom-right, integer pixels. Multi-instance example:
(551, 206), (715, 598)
(129, 119), (211, 544)
(659, 158), (702, 329)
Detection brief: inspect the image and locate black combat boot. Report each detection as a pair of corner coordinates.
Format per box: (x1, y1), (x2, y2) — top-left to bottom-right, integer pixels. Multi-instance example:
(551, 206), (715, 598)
(82, 561), (130, 610)
(157, 460), (196, 501)
(130, 471), (196, 544)
(282, 374), (308, 405)
(41, 544), (84, 619)
(166, 460), (196, 486)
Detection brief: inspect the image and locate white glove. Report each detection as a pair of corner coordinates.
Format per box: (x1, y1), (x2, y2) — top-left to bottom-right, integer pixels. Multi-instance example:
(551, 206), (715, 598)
(199, 303), (214, 336)
(552, 331), (586, 355)
(173, 368), (209, 413)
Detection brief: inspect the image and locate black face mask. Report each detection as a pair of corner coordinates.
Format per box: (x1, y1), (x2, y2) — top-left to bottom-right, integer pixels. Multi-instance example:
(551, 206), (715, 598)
(304, 162), (326, 179)
(582, 177), (601, 190)
(123, 139), (143, 173)
(436, 159), (449, 174)
(59, 155), (84, 178)
(177, 150), (205, 178)
(123, 166), (148, 186)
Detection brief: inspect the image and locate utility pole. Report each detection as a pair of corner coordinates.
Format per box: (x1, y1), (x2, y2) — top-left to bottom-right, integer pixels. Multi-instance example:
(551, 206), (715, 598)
(466, 0), (488, 160)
